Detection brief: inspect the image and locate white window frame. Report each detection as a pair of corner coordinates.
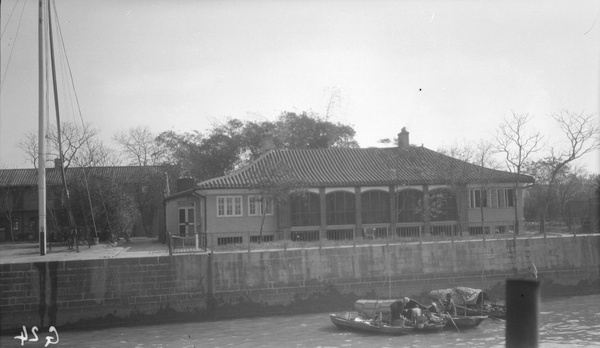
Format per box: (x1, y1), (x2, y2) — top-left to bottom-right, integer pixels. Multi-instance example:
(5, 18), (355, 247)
(217, 196), (242, 217)
(504, 188), (515, 207)
(496, 188), (516, 207)
(248, 195), (273, 216)
(469, 189), (489, 208)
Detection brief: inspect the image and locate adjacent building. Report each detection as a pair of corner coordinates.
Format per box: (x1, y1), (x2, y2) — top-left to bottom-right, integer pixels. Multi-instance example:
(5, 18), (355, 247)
(0, 164), (168, 242)
(165, 129), (535, 246)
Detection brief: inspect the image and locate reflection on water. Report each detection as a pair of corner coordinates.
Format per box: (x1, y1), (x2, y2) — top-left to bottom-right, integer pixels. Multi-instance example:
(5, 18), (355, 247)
(1, 294), (599, 347)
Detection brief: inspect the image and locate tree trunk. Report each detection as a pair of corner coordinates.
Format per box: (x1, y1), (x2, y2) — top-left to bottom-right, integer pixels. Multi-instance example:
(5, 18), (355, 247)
(513, 199), (519, 235)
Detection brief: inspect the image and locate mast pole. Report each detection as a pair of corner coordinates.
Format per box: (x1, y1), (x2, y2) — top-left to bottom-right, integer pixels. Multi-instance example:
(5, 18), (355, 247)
(47, 0), (78, 240)
(38, 0), (47, 255)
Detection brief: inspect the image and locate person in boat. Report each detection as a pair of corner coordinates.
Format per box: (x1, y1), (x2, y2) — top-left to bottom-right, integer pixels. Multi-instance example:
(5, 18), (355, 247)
(409, 307), (423, 327)
(442, 293), (457, 316)
(427, 302), (439, 314)
(415, 310), (429, 329)
(390, 297), (410, 322)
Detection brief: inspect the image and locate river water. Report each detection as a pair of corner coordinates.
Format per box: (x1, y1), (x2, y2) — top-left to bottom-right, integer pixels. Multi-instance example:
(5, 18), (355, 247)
(2, 294), (599, 348)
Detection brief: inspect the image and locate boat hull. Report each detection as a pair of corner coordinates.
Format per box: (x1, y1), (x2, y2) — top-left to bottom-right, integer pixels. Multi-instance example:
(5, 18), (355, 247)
(458, 305), (506, 320)
(445, 315), (488, 330)
(329, 312), (444, 336)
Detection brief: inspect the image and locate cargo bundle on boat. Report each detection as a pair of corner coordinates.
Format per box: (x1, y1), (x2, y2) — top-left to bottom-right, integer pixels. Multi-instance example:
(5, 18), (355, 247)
(429, 287), (506, 320)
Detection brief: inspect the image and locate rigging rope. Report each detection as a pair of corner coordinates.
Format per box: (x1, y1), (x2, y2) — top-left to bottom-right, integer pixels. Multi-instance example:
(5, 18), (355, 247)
(0, 0), (21, 39)
(0, 0), (27, 92)
(50, 0), (99, 238)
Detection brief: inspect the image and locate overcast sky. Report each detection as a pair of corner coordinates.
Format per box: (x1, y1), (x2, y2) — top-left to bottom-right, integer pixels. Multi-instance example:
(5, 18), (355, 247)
(1, 0), (599, 172)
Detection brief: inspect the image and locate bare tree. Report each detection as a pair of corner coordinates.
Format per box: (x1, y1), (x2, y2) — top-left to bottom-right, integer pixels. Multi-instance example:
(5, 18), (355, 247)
(251, 159), (306, 243)
(436, 142), (479, 236)
(323, 86), (341, 121)
(114, 126), (167, 166)
(473, 140), (499, 238)
(47, 122), (100, 168)
(496, 112), (545, 234)
(535, 110), (600, 234)
(114, 126), (170, 237)
(17, 133), (41, 169)
(72, 138), (122, 167)
(19, 122), (115, 168)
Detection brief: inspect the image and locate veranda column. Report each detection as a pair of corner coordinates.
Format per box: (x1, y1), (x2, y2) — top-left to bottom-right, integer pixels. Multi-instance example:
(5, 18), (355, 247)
(422, 185), (431, 236)
(389, 185), (396, 237)
(456, 184), (469, 235)
(355, 187), (362, 240)
(277, 195), (291, 234)
(319, 187), (327, 241)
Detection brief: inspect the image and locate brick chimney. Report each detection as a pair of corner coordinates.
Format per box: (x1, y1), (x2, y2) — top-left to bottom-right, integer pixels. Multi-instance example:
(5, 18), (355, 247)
(398, 127), (409, 149)
(54, 158), (62, 169)
(261, 128), (275, 152)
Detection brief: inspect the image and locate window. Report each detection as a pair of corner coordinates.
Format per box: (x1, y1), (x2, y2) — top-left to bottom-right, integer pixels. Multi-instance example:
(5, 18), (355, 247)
(248, 196), (273, 216)
(217, 236), (243, 245)
(326, 191), (356, 225)
(505, 189), (515, 207)
(396, 189), (423, 223)
(469, 189), (488, 208)
(250, 235), (274, 243)
(496, 189), (515, 207)
(291, 192), (320, 227)
(217, 196), (242, 217)
(12, 218), (19, 231)
(361, 190), (390, 224)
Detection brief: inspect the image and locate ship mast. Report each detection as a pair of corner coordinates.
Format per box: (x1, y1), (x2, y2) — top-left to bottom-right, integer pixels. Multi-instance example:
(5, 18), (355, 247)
(38, 0), (47, 255)
(47, 0), (78, 240)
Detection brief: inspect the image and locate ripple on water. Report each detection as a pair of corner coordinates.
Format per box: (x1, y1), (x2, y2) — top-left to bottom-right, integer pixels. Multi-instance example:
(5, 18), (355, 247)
(1, 295), (599, 347)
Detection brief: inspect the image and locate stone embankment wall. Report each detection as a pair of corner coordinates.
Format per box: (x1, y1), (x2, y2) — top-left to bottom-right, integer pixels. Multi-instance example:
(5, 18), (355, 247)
(1, 235), (598, 333)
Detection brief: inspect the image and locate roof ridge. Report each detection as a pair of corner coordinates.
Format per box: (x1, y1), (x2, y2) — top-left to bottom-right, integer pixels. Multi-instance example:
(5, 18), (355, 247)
(196, 146), (535, 190)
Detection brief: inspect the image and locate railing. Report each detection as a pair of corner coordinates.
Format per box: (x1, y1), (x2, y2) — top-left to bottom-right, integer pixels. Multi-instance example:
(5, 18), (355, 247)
(188, 219), (598, 252)
(524, 218), (599, 235)
(168, 232), (207, 254)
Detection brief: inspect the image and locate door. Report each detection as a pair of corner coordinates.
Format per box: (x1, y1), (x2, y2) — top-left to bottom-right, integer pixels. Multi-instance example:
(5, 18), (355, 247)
(178, 203), (195, 236)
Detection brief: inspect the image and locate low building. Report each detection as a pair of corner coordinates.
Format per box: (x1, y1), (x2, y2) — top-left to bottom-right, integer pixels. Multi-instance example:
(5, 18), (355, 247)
(0, 164), (169, 242)
(164, 129), (535, 247)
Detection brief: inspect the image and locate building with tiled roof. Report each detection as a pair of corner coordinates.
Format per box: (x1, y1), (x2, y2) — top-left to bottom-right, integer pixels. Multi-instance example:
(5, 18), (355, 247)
(165, 129), (534, 248)
(0, 164), (168, 242)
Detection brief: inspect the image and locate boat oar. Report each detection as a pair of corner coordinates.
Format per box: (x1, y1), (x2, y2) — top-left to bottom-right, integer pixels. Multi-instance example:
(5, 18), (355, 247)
(438, 299), (460, 333)
(488, 314), (506, 321)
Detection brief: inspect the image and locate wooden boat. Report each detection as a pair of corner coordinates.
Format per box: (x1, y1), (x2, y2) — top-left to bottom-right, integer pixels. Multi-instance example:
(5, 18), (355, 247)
(353, 299), (487, 331)
(429, 287), (506, 320)
(444, 315), (488, 330)
(329, 311), (445, 335)
(456, 304), (506, 320)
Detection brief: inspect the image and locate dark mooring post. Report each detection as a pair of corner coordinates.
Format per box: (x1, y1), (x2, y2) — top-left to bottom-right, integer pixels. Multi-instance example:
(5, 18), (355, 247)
(506, 279), (540, 348)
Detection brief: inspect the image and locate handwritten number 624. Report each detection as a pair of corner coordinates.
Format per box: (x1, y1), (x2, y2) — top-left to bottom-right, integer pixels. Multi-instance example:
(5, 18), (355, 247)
(14, 326), (59, 347)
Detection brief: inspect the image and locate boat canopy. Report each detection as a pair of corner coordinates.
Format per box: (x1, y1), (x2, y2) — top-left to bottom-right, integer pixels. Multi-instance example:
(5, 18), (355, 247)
(428, 287), (490, 306)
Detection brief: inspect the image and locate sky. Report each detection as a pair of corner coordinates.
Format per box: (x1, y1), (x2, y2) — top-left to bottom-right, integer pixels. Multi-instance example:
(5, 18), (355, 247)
(1, 0), (599, 173)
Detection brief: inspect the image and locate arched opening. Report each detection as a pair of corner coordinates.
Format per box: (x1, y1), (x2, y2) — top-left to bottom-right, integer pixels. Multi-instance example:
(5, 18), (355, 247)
(428, 188), (457, 221)
(290, 192), (320, 227)
(361, 190), (390, 224)
(395, 189), (423, 223)
(326, 191), (356, 225)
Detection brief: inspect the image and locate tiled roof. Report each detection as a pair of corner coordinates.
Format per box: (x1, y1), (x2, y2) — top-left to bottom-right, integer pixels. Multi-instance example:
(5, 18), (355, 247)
(0, 166), (165, 187)
(197, 146), (535, 189)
